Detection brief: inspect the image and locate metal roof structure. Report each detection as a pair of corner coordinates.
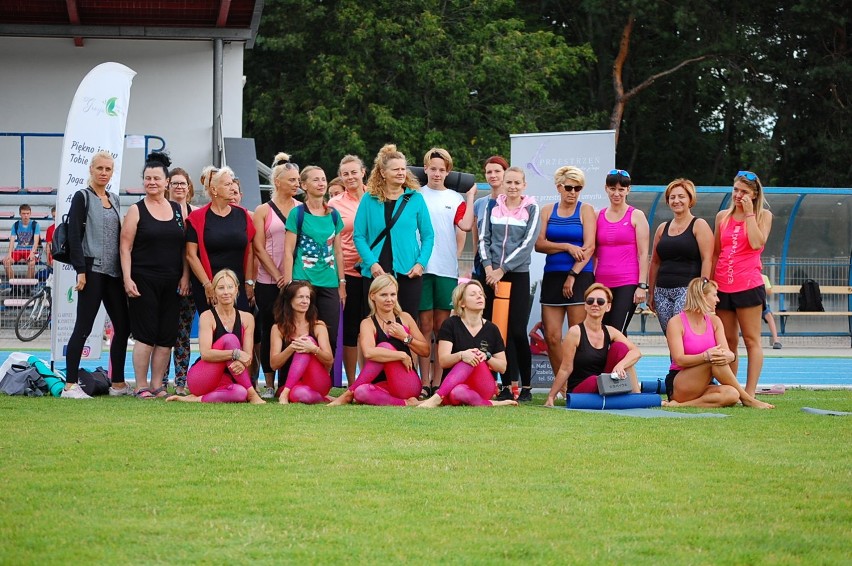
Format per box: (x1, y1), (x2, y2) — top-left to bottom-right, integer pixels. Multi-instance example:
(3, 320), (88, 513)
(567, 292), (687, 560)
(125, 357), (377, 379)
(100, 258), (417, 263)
(0, 0), (264, 47)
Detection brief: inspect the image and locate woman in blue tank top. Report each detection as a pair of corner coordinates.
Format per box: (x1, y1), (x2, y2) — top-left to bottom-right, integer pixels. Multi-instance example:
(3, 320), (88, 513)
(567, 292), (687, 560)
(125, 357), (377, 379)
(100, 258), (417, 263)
(534, 166), (597, 382)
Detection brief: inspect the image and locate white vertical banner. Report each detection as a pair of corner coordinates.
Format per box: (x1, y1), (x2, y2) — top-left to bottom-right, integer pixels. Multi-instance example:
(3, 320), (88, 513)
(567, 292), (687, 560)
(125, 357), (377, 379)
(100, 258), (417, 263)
(510, 130), (615, 386)
(51, 63), (136, 365)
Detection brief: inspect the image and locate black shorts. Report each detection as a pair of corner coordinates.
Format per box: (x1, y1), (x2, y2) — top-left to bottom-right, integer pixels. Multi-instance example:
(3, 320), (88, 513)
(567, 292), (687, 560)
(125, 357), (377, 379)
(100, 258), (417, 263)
(665, 368), (678, 399)
(128, 275), (180, 347)
(540, 271), (595, 306)
(717, 286), (766, 311)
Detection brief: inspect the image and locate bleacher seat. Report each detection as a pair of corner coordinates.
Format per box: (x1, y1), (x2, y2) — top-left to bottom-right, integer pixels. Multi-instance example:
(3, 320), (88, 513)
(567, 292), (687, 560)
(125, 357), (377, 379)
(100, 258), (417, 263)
(0, 232), (9, 242)
(124, 187), (145, 195)
(0, 211), (13, 218)
(3, 298), (29, 308)
(0, 186), (21, 194)
(25, 186), (56, 194)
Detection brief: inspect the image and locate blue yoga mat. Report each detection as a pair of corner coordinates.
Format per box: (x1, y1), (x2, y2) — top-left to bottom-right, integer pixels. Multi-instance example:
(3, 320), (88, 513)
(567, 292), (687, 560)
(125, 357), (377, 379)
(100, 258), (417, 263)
(566, 392), (661, 410)
(640, 379), (667, 394)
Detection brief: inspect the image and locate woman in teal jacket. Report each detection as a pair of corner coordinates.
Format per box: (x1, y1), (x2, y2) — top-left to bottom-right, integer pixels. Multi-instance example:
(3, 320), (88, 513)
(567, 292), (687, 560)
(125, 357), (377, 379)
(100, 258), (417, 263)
(354, 144), (434, 318)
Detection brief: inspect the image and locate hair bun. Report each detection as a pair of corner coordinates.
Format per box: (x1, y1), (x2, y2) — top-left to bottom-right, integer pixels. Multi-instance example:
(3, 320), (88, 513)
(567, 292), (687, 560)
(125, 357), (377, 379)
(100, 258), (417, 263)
(379, 144), (398, 156)
(273, 151), (291, 167)
(147, 151), (171, 168)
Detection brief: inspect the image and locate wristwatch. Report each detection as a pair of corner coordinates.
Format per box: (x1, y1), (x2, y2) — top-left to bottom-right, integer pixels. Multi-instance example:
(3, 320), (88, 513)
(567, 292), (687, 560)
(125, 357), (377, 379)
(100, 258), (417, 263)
(403, 334), (413, 345)
(245, 279), (255, 286)
(568, 270), (579, 277)
(638, 283), (649, 290)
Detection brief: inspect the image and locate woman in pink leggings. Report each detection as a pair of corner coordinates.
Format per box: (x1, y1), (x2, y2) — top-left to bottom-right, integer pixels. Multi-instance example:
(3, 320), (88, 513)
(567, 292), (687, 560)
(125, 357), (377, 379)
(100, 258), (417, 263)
(420, 280), (518, 408)
(270, 281), (335, 404)
(544, 283), (642, 406)
(663, 278), (773, 409)
(329, 274), (430, 406)
(167, 269), (265, 404)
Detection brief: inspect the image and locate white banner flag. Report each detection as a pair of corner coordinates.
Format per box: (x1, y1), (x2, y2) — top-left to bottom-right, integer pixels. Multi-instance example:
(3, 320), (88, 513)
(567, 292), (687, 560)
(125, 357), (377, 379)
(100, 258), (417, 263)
(51, 63), (136, 365)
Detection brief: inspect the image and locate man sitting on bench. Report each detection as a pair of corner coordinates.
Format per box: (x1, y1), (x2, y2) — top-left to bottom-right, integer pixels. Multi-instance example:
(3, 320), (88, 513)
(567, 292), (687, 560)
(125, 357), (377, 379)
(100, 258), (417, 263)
(3, 204), (40, 281)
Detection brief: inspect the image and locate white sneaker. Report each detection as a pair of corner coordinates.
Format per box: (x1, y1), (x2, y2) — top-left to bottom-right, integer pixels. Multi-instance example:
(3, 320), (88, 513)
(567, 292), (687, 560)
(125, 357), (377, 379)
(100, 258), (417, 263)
(61, 384), (92, 399)
(108, 384), (132, 397)
(261, 387), (275, 399)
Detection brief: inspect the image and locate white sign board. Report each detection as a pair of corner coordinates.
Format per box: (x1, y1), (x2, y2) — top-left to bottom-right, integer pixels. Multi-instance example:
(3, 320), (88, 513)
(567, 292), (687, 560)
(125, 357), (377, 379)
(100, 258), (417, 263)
(51, 63), (135, 365)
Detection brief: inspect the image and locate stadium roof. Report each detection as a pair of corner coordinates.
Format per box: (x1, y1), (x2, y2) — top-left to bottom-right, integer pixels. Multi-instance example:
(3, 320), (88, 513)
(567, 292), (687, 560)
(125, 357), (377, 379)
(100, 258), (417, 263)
(0, 0), (264, 47)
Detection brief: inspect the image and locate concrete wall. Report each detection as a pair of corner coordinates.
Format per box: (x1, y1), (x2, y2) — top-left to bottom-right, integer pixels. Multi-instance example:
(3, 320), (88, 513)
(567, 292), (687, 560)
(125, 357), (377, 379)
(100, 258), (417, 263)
(0, 36), (245, 193)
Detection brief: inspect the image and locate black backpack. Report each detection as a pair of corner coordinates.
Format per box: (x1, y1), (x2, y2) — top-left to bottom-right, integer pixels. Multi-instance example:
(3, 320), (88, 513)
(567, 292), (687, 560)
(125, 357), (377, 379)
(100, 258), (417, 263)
(798, 279), (824, 312)
(52, 189), (90, 264)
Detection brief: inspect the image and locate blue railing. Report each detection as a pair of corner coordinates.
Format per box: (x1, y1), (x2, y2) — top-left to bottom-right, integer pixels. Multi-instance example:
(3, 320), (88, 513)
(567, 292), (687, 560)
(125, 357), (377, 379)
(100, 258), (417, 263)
(0, 132), (166, 188)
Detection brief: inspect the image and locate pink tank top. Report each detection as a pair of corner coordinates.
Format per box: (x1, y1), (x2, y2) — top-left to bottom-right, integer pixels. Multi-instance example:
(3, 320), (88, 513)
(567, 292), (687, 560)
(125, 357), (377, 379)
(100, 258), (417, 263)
(595, 206), (639, 287)
(257, 207), (287, 284)
(670, 312), (716, 371)
(713, 216), (763, 293)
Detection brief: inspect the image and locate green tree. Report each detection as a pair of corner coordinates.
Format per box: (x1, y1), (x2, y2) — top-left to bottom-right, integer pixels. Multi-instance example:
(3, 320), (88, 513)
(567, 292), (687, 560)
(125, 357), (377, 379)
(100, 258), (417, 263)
(244, 0), (593, 177)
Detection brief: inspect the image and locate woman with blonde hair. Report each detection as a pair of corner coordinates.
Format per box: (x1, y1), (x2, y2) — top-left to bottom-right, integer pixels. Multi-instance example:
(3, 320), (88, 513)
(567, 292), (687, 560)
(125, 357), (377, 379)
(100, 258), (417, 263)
(328, 274), (430, 406)
(535, 165), (596, 380)
(664, 278), (773, 408)
(712, 171), (773, 396)
(282, 165), (345, 353)
(62, 150), (131, 399)
(419, 280), (517, 408)
(353, 144), (434, 319)
(328, 154), (368, 383)
(253, 152), (300, 395)
(186, 166), (256, 314)
(166, 269), (264, 404)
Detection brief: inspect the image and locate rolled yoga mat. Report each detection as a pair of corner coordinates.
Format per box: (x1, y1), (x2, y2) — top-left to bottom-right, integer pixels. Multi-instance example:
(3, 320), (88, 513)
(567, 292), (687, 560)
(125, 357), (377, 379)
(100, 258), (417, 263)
(640, 379), (667, 395)
(566, 393), (662, 410)
(492, 281), (511, 345)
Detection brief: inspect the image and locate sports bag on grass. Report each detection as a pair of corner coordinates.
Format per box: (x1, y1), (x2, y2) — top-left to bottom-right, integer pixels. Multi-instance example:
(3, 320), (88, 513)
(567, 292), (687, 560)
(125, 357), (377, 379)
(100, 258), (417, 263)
(596, 372), (632, 396)
(0, 364), (50, 396)
(78, 367), (110, 396)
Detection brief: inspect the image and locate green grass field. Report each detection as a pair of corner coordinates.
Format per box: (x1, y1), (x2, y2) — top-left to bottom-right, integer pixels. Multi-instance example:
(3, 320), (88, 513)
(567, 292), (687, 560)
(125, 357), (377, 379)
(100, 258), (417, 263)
(1, 389), (850, 564)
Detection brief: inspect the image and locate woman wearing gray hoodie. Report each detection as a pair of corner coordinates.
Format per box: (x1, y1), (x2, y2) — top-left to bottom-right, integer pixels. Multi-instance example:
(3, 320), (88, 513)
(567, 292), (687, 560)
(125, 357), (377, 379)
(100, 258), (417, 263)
(479, 167), (541, 402)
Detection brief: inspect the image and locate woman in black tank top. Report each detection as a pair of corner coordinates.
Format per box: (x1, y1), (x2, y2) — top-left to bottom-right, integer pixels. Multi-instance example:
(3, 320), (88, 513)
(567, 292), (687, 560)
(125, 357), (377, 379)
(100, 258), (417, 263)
(329, 274), (430, 406)
(648, 179), (714, 332)
(270, 281), (335, 404)
(121, 152), (186, 399)
(545, 283), (642, 406)
(167, 269), (264, 404)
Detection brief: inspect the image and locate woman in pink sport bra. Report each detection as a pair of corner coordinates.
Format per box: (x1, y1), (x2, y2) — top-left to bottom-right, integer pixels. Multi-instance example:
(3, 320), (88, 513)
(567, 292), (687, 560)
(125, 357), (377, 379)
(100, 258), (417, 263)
(663, 277), (773, 409)
(594, 169), (650, 335)
(711, 171), (773, 397)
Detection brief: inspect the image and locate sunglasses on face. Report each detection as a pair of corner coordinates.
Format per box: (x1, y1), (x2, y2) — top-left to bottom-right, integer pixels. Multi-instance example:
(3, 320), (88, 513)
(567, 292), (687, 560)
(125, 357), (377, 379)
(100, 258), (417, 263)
(558, 183), (583, 192)
(585, 297), (607, 306)
(736, 170), (758, 181)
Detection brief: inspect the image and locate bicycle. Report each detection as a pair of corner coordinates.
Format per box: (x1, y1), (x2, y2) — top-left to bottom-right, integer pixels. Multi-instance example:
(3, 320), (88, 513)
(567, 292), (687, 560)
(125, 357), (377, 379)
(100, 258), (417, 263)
(15, 277), (52, 342)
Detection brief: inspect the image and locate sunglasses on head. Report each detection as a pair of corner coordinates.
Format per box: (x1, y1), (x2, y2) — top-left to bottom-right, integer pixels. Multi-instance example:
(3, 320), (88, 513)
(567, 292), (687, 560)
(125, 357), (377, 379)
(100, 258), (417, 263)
(736, 170), (758, 181)
(608, 169), (631, 179)
(558, 183), (583, 192)
(585, 297), (607, 306)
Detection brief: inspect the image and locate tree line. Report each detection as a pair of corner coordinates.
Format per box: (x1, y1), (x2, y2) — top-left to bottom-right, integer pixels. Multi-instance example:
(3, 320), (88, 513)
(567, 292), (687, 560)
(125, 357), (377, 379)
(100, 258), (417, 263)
(243, 0), (850, 187)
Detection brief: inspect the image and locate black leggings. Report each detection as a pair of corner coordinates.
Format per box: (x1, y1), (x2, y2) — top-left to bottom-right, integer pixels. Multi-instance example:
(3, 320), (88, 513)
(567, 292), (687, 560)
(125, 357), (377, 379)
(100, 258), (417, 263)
(254, 282), (280, 374)
(484, 271), (532, 387)
(602, 284), (637, 334)
(65, 270), (130, 384)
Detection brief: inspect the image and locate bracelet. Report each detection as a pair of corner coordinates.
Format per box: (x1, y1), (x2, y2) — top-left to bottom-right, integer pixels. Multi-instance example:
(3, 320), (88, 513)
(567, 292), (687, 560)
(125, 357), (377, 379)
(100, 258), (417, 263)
(203, 281), (212, 288)
(638, 283), (649, 290)
(567, 270), (578, 278)
(745, 213), (756, 218)
(339, 279), (346, 284)
(704, 351), (710, 362)
(232, 349), (240, 361)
